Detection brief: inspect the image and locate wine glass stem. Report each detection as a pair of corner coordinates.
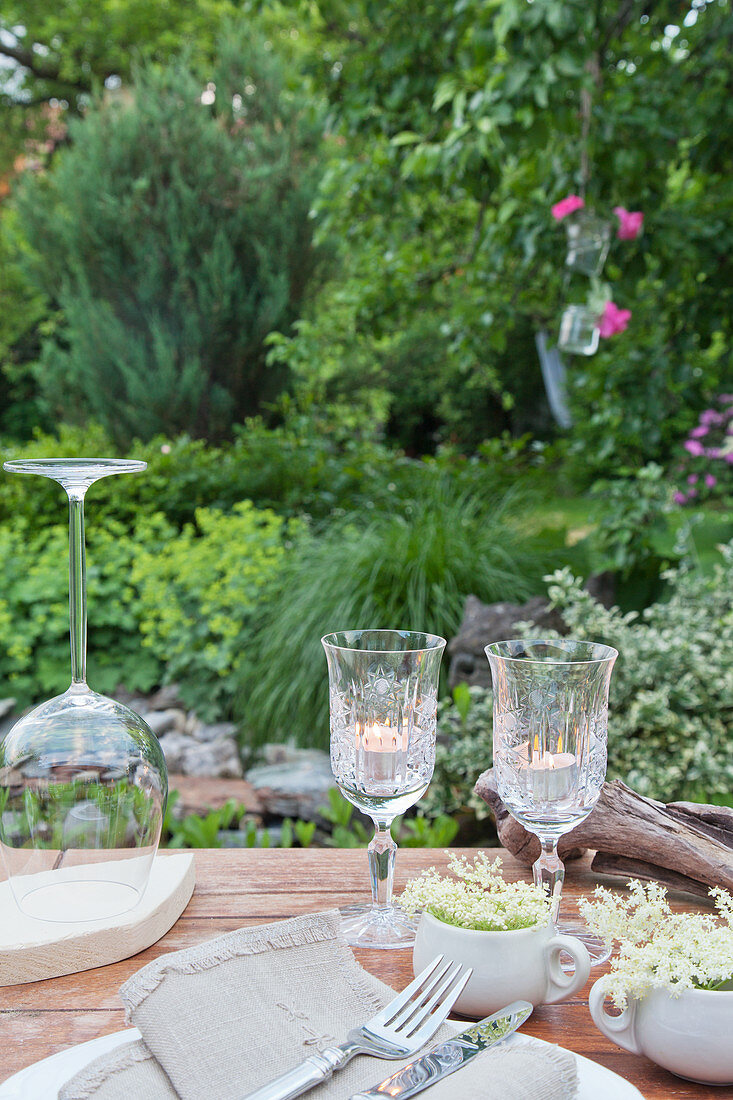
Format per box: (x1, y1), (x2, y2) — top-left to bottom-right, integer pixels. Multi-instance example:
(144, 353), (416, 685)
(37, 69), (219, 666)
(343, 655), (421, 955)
(68, 491), (88, 686)
(533, 836), (564, 923)
(368, 821), (397, 910)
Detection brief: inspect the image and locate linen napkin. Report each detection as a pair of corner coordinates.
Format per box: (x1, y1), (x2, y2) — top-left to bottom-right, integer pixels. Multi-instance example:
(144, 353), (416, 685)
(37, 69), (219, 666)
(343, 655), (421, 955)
(60, 910), (578, 1100)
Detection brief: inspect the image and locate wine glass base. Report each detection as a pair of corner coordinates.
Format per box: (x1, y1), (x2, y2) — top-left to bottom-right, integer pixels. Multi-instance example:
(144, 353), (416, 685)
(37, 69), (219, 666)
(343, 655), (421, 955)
(558, 923), (611, 968)
(339, 904), (418, 949)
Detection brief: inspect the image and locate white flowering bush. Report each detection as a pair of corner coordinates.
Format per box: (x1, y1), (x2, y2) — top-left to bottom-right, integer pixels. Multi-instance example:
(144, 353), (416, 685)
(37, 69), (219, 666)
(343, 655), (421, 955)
(539, 541), (733, 802)
(579, 880), (733, 1009)
(399, 852), (552, 931)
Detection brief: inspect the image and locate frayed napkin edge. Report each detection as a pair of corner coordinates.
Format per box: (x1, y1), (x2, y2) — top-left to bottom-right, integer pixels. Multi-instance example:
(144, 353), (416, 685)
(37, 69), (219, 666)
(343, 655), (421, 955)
(532, 1042), (580, 1097)
(119, 909), (385, 1022)
(59, 1039), (157, 1100)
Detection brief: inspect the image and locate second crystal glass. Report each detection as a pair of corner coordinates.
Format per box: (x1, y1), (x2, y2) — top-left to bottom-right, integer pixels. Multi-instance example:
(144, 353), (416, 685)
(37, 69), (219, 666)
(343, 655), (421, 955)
(485, 638), (617, 964)
(322, 629), (445, 948)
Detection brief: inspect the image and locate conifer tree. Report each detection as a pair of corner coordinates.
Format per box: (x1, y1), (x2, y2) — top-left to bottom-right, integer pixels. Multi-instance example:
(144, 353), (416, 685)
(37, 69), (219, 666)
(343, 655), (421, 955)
(15, 27), (324, 442)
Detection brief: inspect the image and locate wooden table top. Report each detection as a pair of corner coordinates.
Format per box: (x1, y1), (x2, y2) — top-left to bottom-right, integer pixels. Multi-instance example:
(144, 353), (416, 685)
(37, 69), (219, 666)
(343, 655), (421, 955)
(0, 847), (727, 1099)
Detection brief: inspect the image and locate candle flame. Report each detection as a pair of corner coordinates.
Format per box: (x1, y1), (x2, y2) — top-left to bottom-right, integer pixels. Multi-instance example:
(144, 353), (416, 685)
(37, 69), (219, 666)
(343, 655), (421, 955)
(357, 721), (407, 752)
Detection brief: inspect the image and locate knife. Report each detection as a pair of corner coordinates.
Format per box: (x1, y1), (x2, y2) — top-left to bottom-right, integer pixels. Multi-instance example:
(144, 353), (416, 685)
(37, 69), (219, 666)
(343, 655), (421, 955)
(348, 1000), (533, 1100)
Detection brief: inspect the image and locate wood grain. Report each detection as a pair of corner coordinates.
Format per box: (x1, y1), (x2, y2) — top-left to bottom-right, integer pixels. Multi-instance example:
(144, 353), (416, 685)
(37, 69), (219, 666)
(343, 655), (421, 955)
(476, 772), (733, 895)
(0, 852), (195, 987)
(0, 848), (727, 1099)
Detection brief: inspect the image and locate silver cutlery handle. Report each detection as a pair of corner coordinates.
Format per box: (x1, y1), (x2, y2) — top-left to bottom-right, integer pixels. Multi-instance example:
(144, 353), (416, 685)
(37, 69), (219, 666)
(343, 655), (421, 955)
(241, 1045), (352, 1100)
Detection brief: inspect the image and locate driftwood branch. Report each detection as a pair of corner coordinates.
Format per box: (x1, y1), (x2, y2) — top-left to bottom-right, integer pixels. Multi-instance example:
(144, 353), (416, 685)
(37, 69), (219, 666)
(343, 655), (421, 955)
(475, 770), (733, 896)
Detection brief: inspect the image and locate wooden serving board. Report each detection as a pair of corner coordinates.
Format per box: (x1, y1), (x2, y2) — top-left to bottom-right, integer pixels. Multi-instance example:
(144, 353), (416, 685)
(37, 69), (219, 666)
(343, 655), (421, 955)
(0, 852), (195, 987)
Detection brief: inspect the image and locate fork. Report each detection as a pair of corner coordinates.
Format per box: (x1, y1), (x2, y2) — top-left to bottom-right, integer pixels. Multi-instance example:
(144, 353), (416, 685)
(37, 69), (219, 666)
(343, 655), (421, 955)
(240, 955), (472, 1100)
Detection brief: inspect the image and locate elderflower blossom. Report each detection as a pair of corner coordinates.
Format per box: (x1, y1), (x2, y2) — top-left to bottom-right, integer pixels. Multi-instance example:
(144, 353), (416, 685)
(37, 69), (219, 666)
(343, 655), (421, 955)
(399, 852), (552, 932)
(579, 880), (733, 1009)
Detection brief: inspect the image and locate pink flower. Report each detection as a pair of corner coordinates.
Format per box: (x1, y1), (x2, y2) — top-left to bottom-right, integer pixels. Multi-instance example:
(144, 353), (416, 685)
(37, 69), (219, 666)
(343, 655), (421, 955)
(160, 443), (171, 454)
(700, 409), (723, 426)
(613, 207), (644, 240)
(687, 487), (698, 498)
(552, 194), (585, 221)
(598, 301), (631, 338)
(687, 474), (698, 485)
(705, 474), (717, 488)
(683, 439), (705, 456)
(690, 425), (709, 438)
(726, 453), (733, 465)
(673, 491), (688, 505)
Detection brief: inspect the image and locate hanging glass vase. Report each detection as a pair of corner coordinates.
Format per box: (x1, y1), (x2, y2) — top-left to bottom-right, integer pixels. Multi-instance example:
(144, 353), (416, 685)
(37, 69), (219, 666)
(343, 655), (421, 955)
(0, 460), (168, 923)
(558, 305), (600, 356)
(564, 211), (611, 277)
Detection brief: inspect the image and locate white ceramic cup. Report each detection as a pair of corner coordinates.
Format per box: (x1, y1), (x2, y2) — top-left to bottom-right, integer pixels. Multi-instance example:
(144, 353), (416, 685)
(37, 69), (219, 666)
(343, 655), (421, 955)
(589, 981), (733, 1085)
(412, 911), (591, 1018)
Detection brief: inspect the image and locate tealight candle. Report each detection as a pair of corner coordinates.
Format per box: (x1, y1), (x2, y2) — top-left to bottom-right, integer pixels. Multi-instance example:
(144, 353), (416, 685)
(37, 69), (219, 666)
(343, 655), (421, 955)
(518, 740), (577, 802)
(356, 722), (408, 786)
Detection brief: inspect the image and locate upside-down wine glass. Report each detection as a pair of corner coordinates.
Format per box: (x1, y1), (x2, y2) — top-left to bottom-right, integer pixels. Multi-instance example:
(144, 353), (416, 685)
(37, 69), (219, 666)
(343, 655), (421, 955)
(485, 639), (617, 965)
(322, 629), (445, 949)
(0, 460), (168, 923)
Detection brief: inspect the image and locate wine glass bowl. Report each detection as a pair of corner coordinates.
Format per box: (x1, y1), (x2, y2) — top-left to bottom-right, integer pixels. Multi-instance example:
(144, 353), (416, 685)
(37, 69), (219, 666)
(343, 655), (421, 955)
(0, 459), (168, 923)
(485, 638), (617, 963)
(322, 629), (445, 949)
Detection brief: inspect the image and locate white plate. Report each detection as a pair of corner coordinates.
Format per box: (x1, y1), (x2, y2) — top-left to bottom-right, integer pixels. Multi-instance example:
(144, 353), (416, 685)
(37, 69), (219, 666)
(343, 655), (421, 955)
(0, 1028), (644, 1099)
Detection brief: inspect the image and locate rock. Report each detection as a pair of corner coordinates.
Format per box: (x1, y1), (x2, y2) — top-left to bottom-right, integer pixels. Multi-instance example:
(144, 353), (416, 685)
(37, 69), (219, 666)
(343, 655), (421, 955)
(147, 684), (184, 710)
(196, 721), (239, 743)
(182, 737), (243, 779)
(167, 774), (262, 815)
(184, 712), (202, 737)
(246, 749), (333, 820)
(0, 698), (17, 720)
(585, 570), (616, 609)
(261, 743), (328, 766)
(143, 709), (187, 737)
(158, 732), (198, 773)
(447, 595), (567, 689)
(0, 700), (18, 741)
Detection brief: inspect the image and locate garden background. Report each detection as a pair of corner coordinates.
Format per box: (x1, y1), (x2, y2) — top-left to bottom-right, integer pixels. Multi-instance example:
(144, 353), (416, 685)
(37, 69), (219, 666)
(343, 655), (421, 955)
(0, 0), (731, 846)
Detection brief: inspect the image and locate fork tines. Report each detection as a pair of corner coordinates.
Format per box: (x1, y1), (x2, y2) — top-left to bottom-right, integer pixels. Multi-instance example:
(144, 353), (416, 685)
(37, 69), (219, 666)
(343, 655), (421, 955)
(377, 955), (472, 1041)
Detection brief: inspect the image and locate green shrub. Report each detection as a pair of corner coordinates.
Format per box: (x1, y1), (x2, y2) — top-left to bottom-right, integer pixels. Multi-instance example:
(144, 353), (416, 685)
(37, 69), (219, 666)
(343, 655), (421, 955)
(581, 463), (680, 610)
(0, 514), (164, 707)
(426, 545), (733, 824)
(237, 479), (557, 753)
(0, 493), (296, 716)
(542, 545), (733, 803)
(317, 788), (460, 849)
(0, 419), (411, 531)
(13, 27), (324, 443)
(132, 502), (299, 720)
(423, 685), (496, 825)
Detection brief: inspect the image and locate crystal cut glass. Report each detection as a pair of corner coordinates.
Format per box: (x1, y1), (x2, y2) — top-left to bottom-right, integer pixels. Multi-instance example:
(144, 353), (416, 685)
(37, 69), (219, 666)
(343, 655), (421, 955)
(322, 629), (445, 948)
(0, 459), (168, 923)
(485, 638), (617, 964)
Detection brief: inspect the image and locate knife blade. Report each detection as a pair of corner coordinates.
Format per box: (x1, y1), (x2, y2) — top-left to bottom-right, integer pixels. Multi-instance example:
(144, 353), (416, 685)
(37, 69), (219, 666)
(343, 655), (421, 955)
(349, 1000), (533, 1100)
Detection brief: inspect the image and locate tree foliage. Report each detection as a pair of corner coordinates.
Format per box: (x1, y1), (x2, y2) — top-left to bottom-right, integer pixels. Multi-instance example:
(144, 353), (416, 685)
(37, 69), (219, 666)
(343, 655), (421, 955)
(269, 0), (733, 463)
(12, 28), (325, 443)
(0, 0), (237, 108)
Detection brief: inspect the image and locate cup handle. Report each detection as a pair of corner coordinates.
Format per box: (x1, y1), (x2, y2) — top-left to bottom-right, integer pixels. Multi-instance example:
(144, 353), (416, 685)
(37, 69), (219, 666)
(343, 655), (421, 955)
(588, 979), (641, 1054)
(543, 934), (591, 1004)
